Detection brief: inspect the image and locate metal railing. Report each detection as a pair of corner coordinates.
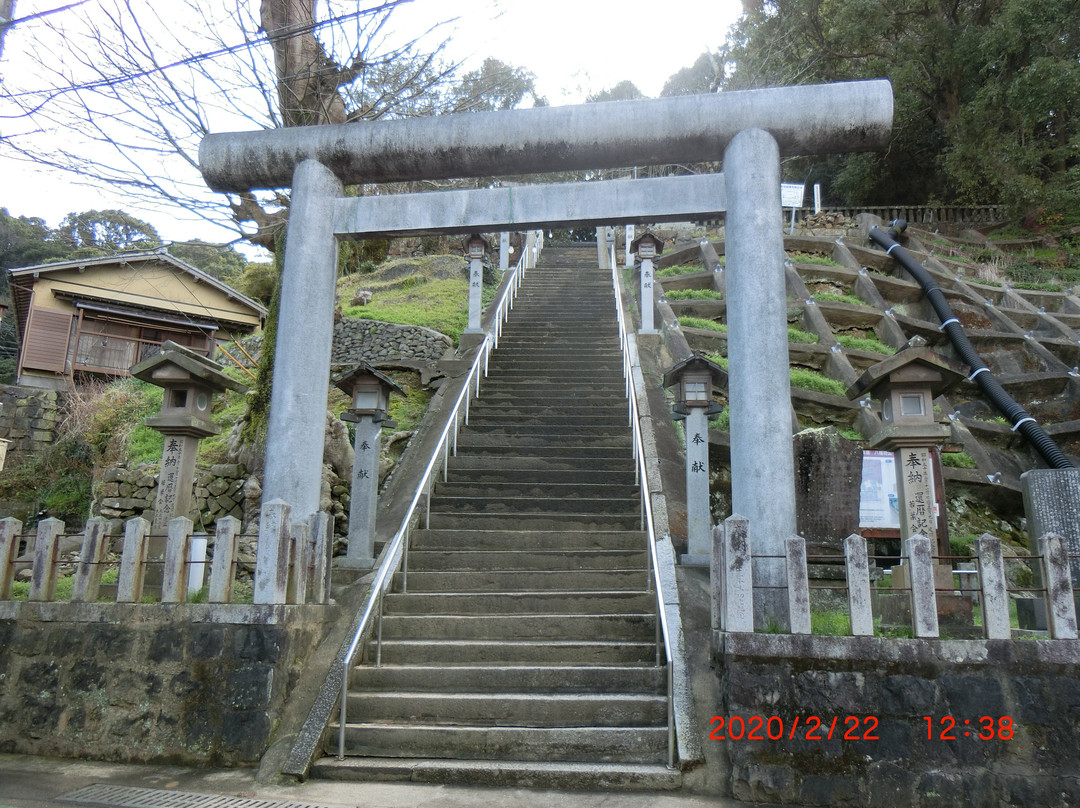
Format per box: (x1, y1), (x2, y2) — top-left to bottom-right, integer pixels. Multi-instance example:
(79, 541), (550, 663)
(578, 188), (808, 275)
(611, 241), (677, 769)
(337, 231), (540, 759)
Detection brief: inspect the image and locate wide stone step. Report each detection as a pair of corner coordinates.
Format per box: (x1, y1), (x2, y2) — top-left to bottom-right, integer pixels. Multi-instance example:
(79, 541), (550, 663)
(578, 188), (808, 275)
(426, 512), (642, 532)
(343, 692), (666, 727)
(409, 528), (646, 551)
(391, 568), (647, 591)
(406, 548), (647, 571)
(330, 723), (667, 763)
(433, 482), (639, 499)
(441, 467), (636, 486)
(309, 757), (681, 791)
(378, 613), (653, 642)
(368, 638), (657, 666)
(381, 591), (656, 616)
(458, 424), (629, 438)
(444, 455), (636, 473)
(454, 437), (631, 453)
(465, 413), (629, 428)
(450, 446), (632, 461)
(349, 663), (664, 693)
(428, 495), (639, 516)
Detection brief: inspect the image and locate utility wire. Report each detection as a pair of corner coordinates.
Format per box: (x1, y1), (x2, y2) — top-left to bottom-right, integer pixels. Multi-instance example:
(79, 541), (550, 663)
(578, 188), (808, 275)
(2, 0), (420, 101)
(1, 1), (90, 29)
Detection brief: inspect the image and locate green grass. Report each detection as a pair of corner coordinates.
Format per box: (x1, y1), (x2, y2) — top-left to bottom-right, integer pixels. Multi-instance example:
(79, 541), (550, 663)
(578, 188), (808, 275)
(942, 451), (977, 468)
(1011, 281), (1063, 292)
(342, 276), (476, 344)
(835, 334), (896, 355)
(704, 353), (729, 370)
(838, 428), (863, 441)
(678, 317), (727, 332)
(711, 406), (730, 431)
(789, 367), (847, 396)
(664, 288), (724, 301)
(811, 609), (852, 636)
(790, 251), (842, 267)
(813, 292), (868, 307)
(787, 327), (819, 344)
(657, 264), (708, 277)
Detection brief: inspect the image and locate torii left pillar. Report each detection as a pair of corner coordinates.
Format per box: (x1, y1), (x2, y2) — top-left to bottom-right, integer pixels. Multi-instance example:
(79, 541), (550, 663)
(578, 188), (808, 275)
(256, 159), (343, 604)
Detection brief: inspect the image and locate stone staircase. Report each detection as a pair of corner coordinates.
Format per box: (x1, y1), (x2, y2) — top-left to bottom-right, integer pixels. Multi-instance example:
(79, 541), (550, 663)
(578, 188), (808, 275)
(313, 245), (679, 789)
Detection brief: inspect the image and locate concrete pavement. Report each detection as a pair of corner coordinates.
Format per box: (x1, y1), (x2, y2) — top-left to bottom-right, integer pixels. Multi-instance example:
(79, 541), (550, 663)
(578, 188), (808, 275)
(0, 754), (770, 808)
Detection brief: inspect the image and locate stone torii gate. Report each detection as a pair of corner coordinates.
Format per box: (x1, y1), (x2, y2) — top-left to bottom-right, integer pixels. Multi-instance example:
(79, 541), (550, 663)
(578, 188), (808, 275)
(199, 81), (893, 617)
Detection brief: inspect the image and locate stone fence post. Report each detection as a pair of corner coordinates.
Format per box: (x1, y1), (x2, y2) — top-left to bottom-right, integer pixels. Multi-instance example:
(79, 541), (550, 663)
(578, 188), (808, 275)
(28, 518), (64, 602)
(0, 517), (22, 599)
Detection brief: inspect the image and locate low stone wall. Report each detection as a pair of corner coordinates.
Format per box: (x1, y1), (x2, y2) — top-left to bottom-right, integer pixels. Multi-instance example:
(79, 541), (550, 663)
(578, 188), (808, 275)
(0, 601), (336, 765)
(331, 319), (452, 364)
(716, 632), (1080, 806)
(97, 463), (251, 528)
(95, 463), (350, 542)
(0, 385), (63, 455)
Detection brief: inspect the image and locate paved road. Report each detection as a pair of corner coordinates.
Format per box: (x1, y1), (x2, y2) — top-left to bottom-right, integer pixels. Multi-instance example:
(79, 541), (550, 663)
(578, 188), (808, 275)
(0, 755), (770, 808)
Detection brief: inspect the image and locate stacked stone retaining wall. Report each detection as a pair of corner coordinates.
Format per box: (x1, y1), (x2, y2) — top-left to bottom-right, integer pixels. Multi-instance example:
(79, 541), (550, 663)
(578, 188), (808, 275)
(0, 385), (63, 455)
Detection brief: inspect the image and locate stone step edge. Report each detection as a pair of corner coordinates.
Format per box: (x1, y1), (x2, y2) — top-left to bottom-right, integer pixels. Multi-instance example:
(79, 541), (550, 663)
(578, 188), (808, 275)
(309, 756), (681, 791)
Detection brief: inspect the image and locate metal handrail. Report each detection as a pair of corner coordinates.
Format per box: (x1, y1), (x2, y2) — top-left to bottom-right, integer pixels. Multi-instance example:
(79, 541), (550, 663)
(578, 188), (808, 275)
(610, 241), (677, 768)
(337, 230), (540, 760)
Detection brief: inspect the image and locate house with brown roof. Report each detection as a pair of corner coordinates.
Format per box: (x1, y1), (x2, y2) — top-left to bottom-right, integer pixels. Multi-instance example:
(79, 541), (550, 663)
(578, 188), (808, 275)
(8, 249), (267, 389)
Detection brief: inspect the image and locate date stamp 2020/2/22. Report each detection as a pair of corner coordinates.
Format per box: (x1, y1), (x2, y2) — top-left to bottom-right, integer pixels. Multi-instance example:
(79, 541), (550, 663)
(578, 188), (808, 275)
(709, 715), (1015, 741)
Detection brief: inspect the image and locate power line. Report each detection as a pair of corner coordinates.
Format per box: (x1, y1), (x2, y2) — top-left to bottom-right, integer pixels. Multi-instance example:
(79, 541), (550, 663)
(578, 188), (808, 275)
(2, 0), (421, 102)
(1, 1), (90, 30)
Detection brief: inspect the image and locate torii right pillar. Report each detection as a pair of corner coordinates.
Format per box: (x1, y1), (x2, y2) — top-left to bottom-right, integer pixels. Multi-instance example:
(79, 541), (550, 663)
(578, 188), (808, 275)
(725, 128), (797, 630)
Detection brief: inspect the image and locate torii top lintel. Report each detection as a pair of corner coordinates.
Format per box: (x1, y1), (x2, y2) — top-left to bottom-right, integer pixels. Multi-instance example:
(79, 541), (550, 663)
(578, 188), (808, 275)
(199, 80), (893, 193)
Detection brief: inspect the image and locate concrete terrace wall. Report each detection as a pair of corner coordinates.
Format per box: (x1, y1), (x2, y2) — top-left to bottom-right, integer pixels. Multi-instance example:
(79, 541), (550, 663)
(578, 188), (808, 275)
(0, 602), (336, 765)
(716, 632), (1080, 806)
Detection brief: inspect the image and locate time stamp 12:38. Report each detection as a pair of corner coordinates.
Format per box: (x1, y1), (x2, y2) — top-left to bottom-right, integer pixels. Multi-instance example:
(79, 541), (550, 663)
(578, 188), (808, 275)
(707, 715), (1014, 741)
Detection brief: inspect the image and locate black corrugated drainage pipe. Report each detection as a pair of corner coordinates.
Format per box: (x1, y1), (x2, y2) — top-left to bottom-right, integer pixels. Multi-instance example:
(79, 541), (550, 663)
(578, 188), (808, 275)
(869, 219), (1075, 470)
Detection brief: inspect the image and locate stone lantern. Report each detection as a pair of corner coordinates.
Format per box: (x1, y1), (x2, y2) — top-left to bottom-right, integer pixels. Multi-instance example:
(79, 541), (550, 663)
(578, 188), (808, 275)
(334, 362), (404, 568)
(130, 340), (248, 532)
(631, 232), (664, 335)
(464, 233), (491, 335)
(847, 339), (967, 562)
(664, 353), (726, 565)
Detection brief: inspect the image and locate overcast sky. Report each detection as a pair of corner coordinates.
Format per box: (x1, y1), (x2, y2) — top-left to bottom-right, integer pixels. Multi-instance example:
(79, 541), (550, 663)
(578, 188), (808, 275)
(1, 0), (743, 247)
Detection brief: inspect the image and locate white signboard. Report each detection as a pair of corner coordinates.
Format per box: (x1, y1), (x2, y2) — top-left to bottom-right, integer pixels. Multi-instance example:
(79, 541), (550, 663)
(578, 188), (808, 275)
(781, 183), (806, 208)
(859, 450), (901, 530)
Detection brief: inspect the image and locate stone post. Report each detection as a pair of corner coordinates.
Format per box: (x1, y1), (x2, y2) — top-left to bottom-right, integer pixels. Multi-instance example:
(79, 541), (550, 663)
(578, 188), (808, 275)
(161, 516), (194, 604)
(785, 536), (811, 634)
(0, 517), (22, 600)
(28, 517), (64, 602)
(71, 517), (108, 603)
(116, 517), (149, 603)
(906, 534), (940, 638)
(625, 224), (635, 270)
(261, 158), (343, 524)
(346, 416), (381, 568)
(1038, 532), (1078, 640)
(255, 499), (292, 604)
(844, 534), (874, 636)
(725, 128), (796, 630)
(722, 514), (754, 632)
(975, 534), (1011, 640)
(208, 515), (240, 604)
(309, 511), (333, 605)
(153, 435), (200, 533)
(289, 520), (310, 605)
(684, 407), (711, 560)
(640, 256), (657, 334)
(499, 232), (510, 271)
(466, 255), (484, 333)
